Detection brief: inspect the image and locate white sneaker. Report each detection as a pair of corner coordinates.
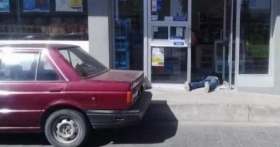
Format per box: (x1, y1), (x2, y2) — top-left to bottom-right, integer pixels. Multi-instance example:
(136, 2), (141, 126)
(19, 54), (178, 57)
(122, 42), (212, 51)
(184, 81), (191, 91)
(204, 81), (210, 93)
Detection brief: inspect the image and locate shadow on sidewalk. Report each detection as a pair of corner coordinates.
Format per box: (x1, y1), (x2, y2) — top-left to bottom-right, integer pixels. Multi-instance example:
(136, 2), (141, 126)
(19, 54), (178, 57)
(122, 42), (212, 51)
(0, 133), (49, 145)
(88, 100), (178, 147)
(0, 94), (178, 147)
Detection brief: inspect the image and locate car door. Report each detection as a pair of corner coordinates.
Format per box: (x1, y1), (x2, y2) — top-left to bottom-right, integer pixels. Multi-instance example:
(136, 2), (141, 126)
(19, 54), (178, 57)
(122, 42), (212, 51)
(0, 50), (67, 128)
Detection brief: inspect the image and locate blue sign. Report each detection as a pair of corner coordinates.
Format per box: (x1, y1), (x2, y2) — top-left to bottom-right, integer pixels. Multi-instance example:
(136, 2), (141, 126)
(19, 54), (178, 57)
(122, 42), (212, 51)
(157, 0), (162, 10)
(173, 16), (188, 21)
(23, 0), (50, 12)
(174, 42), (184, 46)
(0, 0), (10, 12)
(171, 36), (184, 39)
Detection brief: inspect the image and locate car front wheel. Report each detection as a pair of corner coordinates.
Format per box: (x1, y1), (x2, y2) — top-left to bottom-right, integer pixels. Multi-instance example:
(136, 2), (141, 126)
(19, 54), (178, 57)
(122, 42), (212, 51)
(44, 109), (90, 147)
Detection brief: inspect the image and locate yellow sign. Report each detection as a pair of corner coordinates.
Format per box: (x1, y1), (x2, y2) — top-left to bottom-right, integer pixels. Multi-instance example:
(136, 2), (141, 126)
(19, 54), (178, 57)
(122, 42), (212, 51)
(71, 0), (82, 9)
(152, 57), (164, 64)
(152, 48), (164, 66)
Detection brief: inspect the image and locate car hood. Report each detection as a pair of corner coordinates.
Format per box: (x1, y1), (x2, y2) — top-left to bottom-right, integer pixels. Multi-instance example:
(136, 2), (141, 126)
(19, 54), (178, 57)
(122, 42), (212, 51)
(89, 70), (144, 83)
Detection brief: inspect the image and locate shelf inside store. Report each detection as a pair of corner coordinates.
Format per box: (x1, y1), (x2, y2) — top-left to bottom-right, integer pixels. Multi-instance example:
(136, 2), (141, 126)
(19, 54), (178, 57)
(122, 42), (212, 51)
(115, 48), (127, 52)
(116, 36), (126, 40)
(115, 21), (130, 70)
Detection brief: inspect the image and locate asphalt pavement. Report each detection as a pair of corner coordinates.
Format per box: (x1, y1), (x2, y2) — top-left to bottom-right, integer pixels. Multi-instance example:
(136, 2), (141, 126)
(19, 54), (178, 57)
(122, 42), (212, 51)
(1, 122), (280, 147)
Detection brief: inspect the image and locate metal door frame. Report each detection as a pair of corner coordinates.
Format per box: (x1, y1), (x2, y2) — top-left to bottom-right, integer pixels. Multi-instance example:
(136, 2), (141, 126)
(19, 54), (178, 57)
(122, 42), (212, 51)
(234, 0), (241, 90)
(222, 0), (241, 90)
(144, 0), (192, 86)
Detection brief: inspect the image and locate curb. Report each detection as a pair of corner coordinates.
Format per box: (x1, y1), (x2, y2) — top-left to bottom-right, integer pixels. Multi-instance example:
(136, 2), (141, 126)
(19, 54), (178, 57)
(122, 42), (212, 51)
(142, 102), (280, 123)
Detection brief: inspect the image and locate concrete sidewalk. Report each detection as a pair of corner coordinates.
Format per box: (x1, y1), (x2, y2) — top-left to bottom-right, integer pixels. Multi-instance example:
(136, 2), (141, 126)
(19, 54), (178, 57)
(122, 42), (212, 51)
(143, 88), (280, 123)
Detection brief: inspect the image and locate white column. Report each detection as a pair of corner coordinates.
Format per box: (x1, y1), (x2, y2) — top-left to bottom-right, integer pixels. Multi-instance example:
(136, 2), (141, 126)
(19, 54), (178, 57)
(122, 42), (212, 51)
(88, 0), (111, 67)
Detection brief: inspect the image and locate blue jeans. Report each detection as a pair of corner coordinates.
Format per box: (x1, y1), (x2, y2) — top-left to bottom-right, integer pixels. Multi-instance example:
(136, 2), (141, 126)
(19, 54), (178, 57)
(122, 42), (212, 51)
(189, 76), (219, 91)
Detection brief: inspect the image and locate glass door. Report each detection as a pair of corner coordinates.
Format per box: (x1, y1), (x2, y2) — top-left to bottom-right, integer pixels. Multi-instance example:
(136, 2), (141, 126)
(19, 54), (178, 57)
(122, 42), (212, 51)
(220, 0), (236, 89)
(213, 0), (242, 90)
(147, 0), (192, 84)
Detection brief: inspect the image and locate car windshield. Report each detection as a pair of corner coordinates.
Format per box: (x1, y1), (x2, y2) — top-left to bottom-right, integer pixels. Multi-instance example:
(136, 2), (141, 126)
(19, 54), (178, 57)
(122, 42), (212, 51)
(58, 47), (108, 78)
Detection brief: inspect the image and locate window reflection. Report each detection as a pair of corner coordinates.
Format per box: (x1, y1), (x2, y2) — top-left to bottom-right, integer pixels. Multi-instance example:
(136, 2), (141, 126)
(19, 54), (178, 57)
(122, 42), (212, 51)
(114, 0), (144, 70)
(240, 0), (271, 74)
(0, 0), (88, 40)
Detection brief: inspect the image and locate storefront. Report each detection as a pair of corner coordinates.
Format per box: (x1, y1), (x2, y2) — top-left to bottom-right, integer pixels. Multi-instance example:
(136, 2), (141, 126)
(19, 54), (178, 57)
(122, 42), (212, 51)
(109, 0), (280, 94)
(1, 0), (280, 95)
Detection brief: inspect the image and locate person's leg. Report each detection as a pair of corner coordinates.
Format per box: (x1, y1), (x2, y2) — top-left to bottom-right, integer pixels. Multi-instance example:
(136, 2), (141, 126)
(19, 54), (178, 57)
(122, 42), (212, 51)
(186, 76), (219, 92)
(204, 81), (210, 92)
(204, 77), (219, 93)
(185, 80), (205, 91)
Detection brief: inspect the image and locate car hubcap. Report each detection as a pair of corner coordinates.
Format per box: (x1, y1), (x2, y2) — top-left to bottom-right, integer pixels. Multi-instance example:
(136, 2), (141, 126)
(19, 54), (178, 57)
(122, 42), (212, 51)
(53, 118), (80, 144)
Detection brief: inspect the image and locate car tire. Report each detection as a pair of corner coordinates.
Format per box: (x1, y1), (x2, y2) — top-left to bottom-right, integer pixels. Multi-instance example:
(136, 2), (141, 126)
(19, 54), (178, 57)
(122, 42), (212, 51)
(44, 109), (90, 147)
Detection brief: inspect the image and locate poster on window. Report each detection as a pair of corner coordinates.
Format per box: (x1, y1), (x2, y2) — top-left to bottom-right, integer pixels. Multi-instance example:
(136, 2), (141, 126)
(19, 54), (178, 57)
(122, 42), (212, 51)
(23, 0), (50, 12)
(0, 0), (10, 12)
(55, 0), (83, 12)
(152, 47), (164, 66)
(151, 0), (157, 11)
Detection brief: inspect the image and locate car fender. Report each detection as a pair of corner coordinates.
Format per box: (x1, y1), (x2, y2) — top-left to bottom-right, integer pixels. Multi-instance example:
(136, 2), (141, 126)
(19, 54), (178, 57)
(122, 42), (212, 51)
(43, 99), (86, 112)
(38, 99), (87, 127)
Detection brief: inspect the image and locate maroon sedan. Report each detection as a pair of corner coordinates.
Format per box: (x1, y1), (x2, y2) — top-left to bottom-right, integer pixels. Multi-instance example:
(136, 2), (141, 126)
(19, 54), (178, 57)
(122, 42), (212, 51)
(0, 44), (151, 147)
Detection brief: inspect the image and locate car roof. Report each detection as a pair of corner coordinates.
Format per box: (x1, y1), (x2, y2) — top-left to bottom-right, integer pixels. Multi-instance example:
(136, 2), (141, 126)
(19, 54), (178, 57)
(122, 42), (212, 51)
(0, 44), (79, 50)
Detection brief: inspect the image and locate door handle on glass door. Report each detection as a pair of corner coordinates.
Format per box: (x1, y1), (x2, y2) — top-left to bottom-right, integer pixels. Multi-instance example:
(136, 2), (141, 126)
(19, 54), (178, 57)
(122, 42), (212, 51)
(49, 88), (62, 92)
(184, 28), (190, 43)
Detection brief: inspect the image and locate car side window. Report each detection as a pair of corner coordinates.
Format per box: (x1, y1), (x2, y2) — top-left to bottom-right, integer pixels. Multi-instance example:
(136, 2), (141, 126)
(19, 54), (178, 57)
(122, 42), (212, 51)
(0, 52), (39, 81)
(36, 55), (60, 81)
(0, 52), (60, 81)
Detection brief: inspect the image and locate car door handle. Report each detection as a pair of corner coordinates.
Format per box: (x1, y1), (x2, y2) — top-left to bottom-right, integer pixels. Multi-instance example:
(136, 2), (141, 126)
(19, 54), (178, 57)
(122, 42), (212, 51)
(49, 88), (62, 92)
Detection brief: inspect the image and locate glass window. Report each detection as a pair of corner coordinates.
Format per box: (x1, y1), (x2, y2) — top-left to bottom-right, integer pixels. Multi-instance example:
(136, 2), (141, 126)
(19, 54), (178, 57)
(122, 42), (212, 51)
(0, 52), (59, 81)
(37, 55), (60, 81)
(239, 0), (271, 74)
(153, 26), (168, 39)
(58, 47), (108, 78)
(114, 0), (144, 70)
(170, 26), (186, 39)
(151, 47), (187, 84)
(0, 0), (88, 40)
(150, 0), (188, 21)
(0, 52), (39, 81)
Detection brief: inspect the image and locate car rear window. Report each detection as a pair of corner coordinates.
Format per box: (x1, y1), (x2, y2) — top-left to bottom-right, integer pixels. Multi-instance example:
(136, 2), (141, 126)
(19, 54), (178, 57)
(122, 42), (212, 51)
(58, 47), (108, 78)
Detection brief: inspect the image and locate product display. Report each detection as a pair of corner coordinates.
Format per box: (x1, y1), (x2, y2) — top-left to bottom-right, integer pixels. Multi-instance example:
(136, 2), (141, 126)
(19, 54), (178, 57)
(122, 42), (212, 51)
(115, 19), (130, 70)
(0, 16), (88, 40)
(55, 0), (83, 12)
(0, 0), (88, 40)
(114, 0), (144, 71)
(23, 0), (50, 12)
